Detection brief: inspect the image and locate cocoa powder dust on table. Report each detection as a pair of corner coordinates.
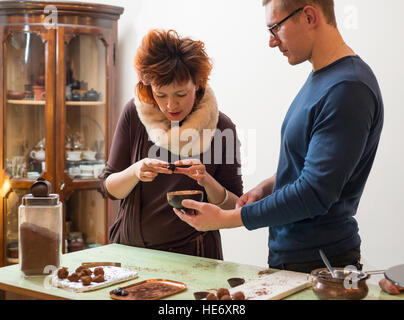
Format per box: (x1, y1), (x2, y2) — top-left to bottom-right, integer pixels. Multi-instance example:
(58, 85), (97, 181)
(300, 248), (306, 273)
(20, 222), (60, 276)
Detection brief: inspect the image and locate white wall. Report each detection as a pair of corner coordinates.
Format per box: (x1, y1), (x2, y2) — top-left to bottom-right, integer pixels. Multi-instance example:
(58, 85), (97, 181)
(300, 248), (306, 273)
(91, 0), (404, 277)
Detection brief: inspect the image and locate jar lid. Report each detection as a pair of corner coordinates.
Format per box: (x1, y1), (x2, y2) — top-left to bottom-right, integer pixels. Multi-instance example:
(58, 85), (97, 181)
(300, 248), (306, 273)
(22, 193), (59, 206)
(22, 177), (59, 205)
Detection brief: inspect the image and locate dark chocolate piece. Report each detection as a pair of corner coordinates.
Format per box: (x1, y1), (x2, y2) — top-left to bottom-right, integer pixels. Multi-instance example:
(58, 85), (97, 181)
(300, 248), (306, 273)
(227, 277), (245, 288)
(165, 164), (192, 171)
(112, 287), (129, 296)
(166, 163), (176, 171)
(193, 291), (210, 300)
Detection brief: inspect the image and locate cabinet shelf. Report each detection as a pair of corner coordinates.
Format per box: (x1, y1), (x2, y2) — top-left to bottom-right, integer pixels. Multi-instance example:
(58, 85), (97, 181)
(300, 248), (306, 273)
(6, 100), (106, 106)
(7, 99), (45, 105)
(6, 258), (19, 265)
(66, 101), (105, 106)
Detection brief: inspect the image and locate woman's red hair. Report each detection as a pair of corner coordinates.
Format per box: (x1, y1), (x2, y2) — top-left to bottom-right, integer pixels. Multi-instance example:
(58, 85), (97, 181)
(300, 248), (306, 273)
(134, 29), (213, 105)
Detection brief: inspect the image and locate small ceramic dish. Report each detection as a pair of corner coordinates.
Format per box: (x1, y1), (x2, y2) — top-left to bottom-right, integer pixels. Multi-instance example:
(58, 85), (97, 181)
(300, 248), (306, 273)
(167, 190), (203, 210)
(7, 90), (26, 100)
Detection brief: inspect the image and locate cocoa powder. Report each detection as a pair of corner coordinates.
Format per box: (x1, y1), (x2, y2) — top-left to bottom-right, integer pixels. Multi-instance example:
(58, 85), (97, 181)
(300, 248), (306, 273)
(20, 222), (60, 276)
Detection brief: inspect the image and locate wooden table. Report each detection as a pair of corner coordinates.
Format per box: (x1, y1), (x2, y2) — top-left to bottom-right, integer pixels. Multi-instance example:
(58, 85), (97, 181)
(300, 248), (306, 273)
(0, 244), (401, 300)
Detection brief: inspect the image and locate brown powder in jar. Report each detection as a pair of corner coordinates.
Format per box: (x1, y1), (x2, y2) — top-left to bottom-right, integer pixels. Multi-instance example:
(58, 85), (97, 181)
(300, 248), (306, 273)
(20, 222), (60, 276)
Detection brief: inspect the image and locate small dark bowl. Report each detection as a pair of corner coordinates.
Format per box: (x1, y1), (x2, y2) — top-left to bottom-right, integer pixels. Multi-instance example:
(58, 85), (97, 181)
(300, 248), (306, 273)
(167, 190), (203, 209)
(7, 90), (26, 100)
(227, 277), (245, 288)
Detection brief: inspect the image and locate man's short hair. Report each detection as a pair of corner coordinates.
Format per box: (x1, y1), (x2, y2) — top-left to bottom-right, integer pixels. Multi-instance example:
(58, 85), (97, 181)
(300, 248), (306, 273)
(262, 0), (337, 27)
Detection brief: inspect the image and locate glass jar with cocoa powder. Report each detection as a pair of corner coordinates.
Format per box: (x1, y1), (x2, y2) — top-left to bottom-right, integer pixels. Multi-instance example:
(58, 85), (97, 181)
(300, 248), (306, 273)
(18, 179), (62, 276)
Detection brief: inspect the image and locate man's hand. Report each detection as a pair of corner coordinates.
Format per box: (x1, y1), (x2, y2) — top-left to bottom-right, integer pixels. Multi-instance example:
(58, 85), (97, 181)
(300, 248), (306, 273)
(379, 278), (404, 295)
(236, 186), (265, 208)
(172, 200), (243, 231)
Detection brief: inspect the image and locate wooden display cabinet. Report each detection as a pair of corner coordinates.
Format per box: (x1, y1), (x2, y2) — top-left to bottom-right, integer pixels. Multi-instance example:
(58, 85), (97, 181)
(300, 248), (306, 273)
(0, 1), (124, 267)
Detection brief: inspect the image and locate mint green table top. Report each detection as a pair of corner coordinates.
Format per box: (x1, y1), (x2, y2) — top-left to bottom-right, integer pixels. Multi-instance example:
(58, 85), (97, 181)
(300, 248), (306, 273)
(0, 244), (401, 300)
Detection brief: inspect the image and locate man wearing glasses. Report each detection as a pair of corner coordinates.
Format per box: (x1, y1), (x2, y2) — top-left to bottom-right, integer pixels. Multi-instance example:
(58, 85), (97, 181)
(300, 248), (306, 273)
(174, 0), (384, 274)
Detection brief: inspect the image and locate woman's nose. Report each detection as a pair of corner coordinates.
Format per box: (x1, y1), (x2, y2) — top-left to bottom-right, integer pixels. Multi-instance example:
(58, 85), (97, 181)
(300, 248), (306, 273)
(167, 96), (177, 109)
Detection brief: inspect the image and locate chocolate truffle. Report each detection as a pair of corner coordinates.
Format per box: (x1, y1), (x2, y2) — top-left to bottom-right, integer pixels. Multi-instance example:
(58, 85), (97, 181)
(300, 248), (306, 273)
(93, 267), (104, 276)
(57, 267), (69, 279)
(92, 274), (105, 283)
(80, 268), (92, 276)
(216, 288), (230, 300)
(231, 291), (246, 300)
(81, 275), (92, 286)
(220, 294), (232, 300)
(75, 266), (85, 274)
(67, 272), (80, 282)
(206, 293), (218, 300)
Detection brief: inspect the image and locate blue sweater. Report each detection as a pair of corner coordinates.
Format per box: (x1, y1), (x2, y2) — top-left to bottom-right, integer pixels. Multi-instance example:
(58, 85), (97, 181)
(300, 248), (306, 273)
(241, 56), (384, 266)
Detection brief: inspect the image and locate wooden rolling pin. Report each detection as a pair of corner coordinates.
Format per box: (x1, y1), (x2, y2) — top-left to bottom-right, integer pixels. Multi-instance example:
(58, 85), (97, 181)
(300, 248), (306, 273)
(81, 262), (121, 268)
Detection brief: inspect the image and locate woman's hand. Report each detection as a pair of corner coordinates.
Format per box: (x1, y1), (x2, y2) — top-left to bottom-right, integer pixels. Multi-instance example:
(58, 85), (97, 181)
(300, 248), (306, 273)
(173, 159), (208, 186)
(133, 158), (172, 182)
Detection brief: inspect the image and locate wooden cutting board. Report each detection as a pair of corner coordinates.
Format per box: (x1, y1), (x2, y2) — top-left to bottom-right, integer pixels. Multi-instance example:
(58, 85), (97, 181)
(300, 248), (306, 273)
(228, 270), (312, 300)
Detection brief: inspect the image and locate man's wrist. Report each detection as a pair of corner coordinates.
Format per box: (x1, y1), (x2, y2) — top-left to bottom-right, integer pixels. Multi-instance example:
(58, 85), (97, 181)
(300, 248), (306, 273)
(221, 207), (244, 229)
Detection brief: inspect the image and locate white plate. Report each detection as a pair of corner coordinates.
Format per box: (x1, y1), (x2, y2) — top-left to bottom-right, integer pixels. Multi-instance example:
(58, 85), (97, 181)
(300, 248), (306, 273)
(51, 266), (138, 293)
(79, 173), (94, 177)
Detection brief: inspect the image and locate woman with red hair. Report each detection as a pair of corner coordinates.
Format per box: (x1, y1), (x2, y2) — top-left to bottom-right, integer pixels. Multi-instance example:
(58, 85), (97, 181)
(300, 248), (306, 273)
(102, 29), (243, 259)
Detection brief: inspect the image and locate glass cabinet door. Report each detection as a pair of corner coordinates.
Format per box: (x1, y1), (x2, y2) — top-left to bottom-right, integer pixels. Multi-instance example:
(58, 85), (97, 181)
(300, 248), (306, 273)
(60, 32), (109, 252)
(5, 32), (46, 180)
(64, 34), (107, 181)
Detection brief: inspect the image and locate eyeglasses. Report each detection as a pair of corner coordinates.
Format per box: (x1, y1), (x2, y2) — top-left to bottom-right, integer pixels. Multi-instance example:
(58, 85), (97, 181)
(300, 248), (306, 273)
(267, 7), (304, 39)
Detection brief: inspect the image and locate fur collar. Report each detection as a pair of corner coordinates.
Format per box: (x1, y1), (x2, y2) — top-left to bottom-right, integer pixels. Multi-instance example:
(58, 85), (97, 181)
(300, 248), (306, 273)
(135, 86), (219, 157)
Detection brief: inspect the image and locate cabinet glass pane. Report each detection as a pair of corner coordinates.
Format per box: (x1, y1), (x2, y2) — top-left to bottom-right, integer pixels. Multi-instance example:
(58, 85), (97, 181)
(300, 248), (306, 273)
(65, 190), (106, 252)
(4, 189), (28, 265)
(5, 32), (45, 180)
(64, 35), (106, 180)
